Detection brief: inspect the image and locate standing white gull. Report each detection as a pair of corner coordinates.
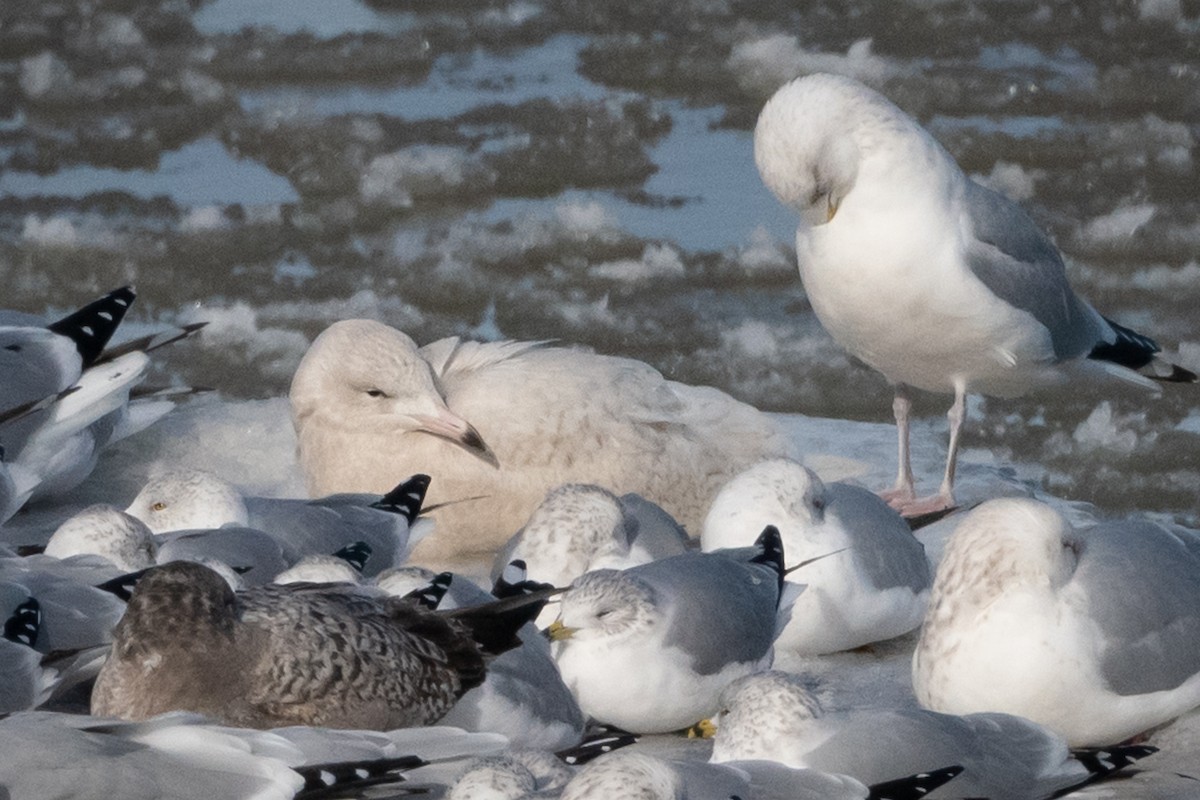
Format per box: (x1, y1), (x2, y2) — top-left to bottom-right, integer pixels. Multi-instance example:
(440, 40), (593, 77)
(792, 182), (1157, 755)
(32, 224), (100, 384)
(701, 458), (930, 655)
(289, 319), (798, 573)
(913, 497), (1200, 746)
(754, 73), (1196, 515)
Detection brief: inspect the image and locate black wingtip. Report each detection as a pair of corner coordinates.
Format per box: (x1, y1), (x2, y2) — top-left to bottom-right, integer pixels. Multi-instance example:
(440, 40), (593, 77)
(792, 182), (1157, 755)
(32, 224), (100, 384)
(491, 559), (555, 599)
(332, 541), (373, 573)
(1154, 363), (1199, 384)
(294, 755), (427, 800)
(370, 474), (431, 524)
(47, 285), (136, 367)
(749, 525), (786, 600)
(446, 588), (560, 656)
(555, 732), (639, 766)
(3, 597), (41, 648)
(94, 567), (154, 601)
(867, 764), (964, 800)
(402, 571), (452, 610)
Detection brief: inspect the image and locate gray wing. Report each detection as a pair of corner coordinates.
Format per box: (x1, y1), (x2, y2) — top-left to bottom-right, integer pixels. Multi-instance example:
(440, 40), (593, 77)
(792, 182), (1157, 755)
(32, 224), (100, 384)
(248, 498), (402, 576)
(827, 484), (931, 593)
(634, 553), (779, 674)
(962, 179), (1105, 360)
(157, 527), (292, 585)
(1072, 521), (1200, 695)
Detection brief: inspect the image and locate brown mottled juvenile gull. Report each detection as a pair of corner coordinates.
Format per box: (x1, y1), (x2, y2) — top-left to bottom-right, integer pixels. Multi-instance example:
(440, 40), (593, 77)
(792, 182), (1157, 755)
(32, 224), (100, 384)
(913, 497), (1200, 746)
(754, 73), (1196, 516)
(289, 319), (797, 572)
(92, 560), (545, 729)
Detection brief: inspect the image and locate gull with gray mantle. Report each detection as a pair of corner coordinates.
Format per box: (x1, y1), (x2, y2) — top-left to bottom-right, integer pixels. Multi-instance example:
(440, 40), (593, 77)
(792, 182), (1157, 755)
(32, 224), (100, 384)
(754, 73), (1196, 516)
(705, 670), (1155, 800)
(702, 458), (930, 656)
(548, 526), (794, 734)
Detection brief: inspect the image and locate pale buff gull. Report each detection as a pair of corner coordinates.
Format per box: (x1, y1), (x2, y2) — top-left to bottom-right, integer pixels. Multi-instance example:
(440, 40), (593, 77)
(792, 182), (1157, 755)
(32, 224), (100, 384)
(289, 319), (797, 573)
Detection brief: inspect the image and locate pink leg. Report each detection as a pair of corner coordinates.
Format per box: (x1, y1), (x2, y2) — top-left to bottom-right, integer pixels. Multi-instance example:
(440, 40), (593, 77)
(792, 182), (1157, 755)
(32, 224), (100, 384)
(879, 384), (916, 506)
(881, 383), (964, 518)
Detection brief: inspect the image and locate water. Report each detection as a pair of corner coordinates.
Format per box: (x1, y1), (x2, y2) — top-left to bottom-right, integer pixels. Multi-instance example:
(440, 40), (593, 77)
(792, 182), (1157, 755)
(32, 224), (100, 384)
(1, 0), (1199, 791)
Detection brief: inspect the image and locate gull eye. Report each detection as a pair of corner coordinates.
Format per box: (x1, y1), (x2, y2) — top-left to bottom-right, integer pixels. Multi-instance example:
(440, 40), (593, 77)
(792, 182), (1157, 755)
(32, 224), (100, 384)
(366, 388), (388, 398)
(151, 502), (167, 512)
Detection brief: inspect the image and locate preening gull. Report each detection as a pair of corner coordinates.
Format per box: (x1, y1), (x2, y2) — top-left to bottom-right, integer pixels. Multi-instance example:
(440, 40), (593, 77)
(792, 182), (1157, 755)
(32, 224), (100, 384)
(124, 469), (432, 576)
(492, 483), (689, 626)
(707, 670), (1154, 800)
(913, 497), (1200, 746)
(289, 319), (797, 572)
(754, 73), (1196, 515)
(701, 458), (930, 655)
(92, 560), (546, 729)
(549, 527), (791, 734)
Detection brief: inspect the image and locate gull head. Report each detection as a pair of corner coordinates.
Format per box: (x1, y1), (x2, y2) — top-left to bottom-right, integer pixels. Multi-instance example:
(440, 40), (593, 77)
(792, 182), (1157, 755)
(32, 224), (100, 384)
(552, 569), (659, 645)
(754, 73), (862, 228)
(509, 484), (634, 584)
(126, 468), (250, 533)
(710, 670), (823, 763)
(45, 503), (157, 571)
(702, 458), (827, 551)
(113, 561), (239, 658)
(290, 319), (497, 466)
(934, 497), (1078, 604)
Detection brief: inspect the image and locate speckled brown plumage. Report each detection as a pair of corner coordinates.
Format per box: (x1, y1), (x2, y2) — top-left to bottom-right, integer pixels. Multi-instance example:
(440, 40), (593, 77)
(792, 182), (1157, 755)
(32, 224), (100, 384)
(92, 561), (526, 729)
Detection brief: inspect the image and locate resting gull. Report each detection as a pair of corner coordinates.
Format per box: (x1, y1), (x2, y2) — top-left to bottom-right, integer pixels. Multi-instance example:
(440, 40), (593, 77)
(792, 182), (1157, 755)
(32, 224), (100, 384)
(707, 670), (1154, 800)
(913, 497), (1200, 746)
(91, 560), (546, 729)
(754, 73), (1196, 515)
(548, 527), (792, 734)
(701, 458), (930, 655)
(124, 468), (432, 576)
(555, 749), (962, 800)
(289, 319), (797, 572)
(492, 483), (689, 626)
